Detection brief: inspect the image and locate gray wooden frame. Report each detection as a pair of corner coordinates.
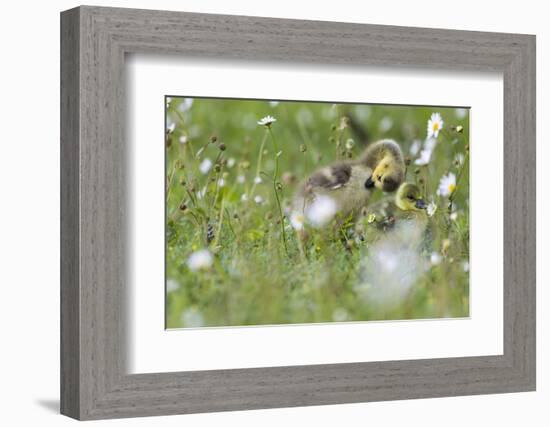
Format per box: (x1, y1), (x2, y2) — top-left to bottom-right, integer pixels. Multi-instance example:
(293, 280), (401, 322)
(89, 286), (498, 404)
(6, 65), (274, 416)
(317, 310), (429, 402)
(60, 5), (536, 420)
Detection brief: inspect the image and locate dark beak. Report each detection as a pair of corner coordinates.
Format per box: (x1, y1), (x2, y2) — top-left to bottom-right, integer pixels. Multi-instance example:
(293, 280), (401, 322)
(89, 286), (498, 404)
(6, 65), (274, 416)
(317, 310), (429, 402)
(365, 176), (375, 189)
(415, 199), (427, 209)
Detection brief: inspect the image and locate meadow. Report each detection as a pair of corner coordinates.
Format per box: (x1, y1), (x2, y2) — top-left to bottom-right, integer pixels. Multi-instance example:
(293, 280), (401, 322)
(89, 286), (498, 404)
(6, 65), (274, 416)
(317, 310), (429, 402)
(165, 97), (470, 328)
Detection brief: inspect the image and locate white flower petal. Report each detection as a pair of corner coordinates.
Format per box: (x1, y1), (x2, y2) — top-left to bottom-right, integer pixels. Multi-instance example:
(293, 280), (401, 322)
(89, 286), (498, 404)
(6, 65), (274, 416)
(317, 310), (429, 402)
(187, 249), (213, 271)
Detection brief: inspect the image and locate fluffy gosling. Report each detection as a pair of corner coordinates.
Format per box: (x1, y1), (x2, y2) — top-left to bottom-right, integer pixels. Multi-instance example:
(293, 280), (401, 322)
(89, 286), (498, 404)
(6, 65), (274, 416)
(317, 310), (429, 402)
(293, 139), (406, 220)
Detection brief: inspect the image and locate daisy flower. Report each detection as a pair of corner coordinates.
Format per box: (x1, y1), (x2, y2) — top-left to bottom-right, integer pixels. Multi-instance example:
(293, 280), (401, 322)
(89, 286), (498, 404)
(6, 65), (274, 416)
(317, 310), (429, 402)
(305, 195), (338, 228)
(257, 115), (277, 127)
(427, 112), (444, 138)
(254, 195), (264, 204)
(414, 148), (432, 166)
(180, 307), (204, 328)
(409, 139), (421, 156)
(426, 201), (437, 217)
(379, 116), (393, 133)
(241, 194), (248, 202)
(237, 175), (246, 184)
(217, 178), (225, 187)
(437, 172), (457, 197)
(226, 157), (236, 168)
(290, 212), (305, 231)
(430, 252), (442, 265)
(179, 135), (188, 144)
(187, 249), (213, 271)
(199, 158), (213, 174)
(254, 176), (263, 184)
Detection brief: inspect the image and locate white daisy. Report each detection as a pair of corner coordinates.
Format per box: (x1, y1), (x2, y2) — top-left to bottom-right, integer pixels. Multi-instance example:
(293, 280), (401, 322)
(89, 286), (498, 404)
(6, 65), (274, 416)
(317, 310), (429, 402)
(187, 249), (213, 271)
(409, 139), (421, 156)
(454, 153), (465, 167)
(430, 252), (442, 265)
(199, 158), (213, 174)
(427, 112), (444, 138)
(414, 148), (432, 166)
(257, 115), (277, 127)
(166, 279), (180, 293)
(379, 116), (393, 133)
(455, 108), (468, 120)
(305, 195), (338, 228)
(180, 307), (204, 328)
(179, 135), (188, 144)
(237, 175), (246, 184)
(290, 212), (305, 231)
(218, 178), (225, 187)
(426, 201), (437, 217)
(254, 176), (263, 184)
(196, 186), (207, 200)
(437, 172), (457, 197)
(178, 98), (194, 112)
(450, 211), (458, 221)
(254, 195), (264, 204)
(241, 194), (248, 202)
(226, 157), (236, 168)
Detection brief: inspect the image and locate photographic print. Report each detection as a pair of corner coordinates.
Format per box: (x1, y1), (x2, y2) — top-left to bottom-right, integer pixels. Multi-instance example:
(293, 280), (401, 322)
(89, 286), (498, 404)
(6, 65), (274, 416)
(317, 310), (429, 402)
(165, 97), (470, 329)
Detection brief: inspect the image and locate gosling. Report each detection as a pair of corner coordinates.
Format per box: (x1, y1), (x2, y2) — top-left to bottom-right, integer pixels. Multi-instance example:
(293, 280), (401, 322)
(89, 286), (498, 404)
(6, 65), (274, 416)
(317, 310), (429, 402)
(366, 182), (427, 229)
(293, 139), (406, 219)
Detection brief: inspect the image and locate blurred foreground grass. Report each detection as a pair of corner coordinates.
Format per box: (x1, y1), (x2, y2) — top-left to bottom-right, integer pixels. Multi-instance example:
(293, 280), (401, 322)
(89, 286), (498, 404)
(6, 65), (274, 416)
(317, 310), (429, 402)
(165, 97), (469, 328)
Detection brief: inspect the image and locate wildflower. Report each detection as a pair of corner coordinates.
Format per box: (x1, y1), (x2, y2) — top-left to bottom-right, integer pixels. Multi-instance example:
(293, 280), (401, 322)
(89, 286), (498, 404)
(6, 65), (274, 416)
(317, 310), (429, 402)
(437, 172), (457, 197)
(332, 308), (349, 322)
(196, 187), (207, 200)
(339, 116), (350, 130)
(218, 178), (225, 187)
(430, 252), (442, 265)
(181, 307), (204, 328)
(179, 135), (188, 144)
(199, 158), (213, 174)
(241, 194), (248, 202)
(210, 135), (217, 143)
(427, 112), (444, 138)
(237, 174), (245, 184)
(254, 176), (263, 184)
(226, 158), (236, 168)
(345, 139), (355, 150)
(257, 115), (277, 127)
(450, 211), (458, 221)
(187, 249), (214, 271)
(178, 98), (194, 112)
(219, 143), (226, 151)
(305, 195), (337, 228)
(379, 116), (393, 132)
(254, 195), (264, 204)
(454, 153), (465, 167)
(455, 108), (468, 119)
(426, 201), (437, 217)
(166, 279), (180, 293)
(166, 121), (176, 133)
(453, 125), (464, 133)
(414, 148), (432, 166)
(290, 211), (305, 231)
(409, 139), (421, 156)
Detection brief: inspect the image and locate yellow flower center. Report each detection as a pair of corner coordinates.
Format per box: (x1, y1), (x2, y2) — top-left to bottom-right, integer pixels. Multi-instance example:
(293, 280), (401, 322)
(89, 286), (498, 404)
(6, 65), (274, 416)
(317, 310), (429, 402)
(448, 183), (456, 193)
(433, 122), (439, 131)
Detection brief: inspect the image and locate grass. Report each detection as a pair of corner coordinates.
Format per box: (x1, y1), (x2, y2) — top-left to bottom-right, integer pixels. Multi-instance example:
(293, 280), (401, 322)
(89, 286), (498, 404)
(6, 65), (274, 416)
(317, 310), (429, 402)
(165, 97), (470, 328)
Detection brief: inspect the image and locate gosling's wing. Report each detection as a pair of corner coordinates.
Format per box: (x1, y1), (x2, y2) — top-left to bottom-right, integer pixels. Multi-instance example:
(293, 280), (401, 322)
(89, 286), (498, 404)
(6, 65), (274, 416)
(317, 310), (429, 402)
(305, 162), (352, 192)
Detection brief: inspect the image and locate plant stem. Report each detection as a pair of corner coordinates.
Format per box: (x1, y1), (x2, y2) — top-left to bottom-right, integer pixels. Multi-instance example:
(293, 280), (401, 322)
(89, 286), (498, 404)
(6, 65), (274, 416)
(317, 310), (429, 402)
(268, 128), (289, 256)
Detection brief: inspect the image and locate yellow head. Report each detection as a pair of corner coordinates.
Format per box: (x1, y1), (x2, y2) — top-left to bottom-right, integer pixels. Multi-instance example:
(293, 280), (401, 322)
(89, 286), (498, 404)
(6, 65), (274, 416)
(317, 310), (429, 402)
(361, 139), (405, 192)
(395, 183), (427, 212)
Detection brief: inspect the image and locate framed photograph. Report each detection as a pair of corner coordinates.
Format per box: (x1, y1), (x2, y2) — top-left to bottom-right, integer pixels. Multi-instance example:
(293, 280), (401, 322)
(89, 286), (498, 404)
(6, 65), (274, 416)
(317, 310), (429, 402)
(61, 6), (536, 420)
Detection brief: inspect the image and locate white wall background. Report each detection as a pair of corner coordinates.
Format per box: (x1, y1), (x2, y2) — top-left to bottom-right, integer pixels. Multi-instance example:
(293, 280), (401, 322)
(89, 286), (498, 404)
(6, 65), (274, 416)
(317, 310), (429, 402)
(0, 0), (546, 425)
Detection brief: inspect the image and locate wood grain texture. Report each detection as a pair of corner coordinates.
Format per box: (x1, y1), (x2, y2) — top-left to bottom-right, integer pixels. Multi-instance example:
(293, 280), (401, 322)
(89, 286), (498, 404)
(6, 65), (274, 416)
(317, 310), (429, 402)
(60, 5), (536, 420)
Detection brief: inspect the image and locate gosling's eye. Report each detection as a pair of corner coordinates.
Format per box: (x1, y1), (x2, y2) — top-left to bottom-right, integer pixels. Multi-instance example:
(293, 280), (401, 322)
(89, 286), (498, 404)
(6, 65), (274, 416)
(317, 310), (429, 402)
(407, 195), (415, 201)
